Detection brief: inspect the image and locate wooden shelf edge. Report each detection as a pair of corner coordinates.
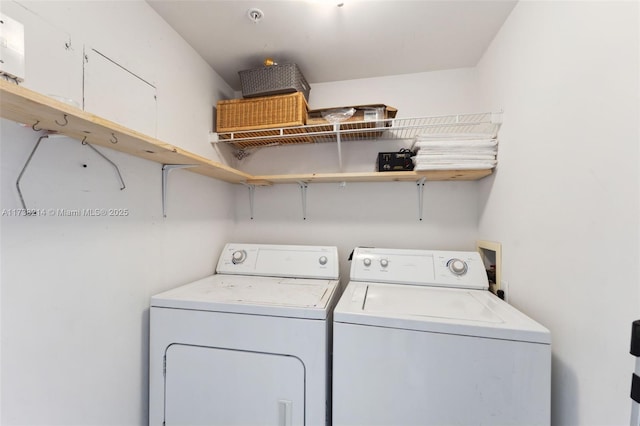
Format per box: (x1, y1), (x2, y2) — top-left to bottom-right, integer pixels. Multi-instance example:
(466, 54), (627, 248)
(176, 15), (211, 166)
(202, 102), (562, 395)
(247, 169), (493, 185)
(0, 80), (252, 183)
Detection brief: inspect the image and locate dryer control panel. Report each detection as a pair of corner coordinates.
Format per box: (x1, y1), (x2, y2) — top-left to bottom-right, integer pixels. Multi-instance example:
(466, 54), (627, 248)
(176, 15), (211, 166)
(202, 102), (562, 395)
(217, 243), (339, 279)
(350, 247), (488, 290)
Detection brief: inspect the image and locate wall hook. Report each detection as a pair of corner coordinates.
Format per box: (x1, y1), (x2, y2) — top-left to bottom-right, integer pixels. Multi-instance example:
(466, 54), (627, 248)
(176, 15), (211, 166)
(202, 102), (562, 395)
(110, 133), (118, 144)
(32, 121), (42, 131)
(81, 136), (88, 145)
(55, 114), (68, 126)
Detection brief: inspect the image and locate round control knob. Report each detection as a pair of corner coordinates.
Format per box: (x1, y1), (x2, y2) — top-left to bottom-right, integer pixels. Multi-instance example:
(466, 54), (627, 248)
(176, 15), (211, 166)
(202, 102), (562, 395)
(319, 256), (328, 266)
(231, 250), (247, 264)
(447, 258), (468, 275)
(380, 259), (389, 268)
(363, 258), (372, 267)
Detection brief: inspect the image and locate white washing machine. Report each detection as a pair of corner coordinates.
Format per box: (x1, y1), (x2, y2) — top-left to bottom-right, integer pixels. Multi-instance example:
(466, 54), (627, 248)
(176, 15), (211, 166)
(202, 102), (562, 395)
(149, 243), (341, 426)
(333, 247), (551, 426)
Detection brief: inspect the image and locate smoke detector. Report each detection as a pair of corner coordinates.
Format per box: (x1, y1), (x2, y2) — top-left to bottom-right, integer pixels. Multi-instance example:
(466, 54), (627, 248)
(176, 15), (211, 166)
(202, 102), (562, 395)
(247, 8), (264, 23)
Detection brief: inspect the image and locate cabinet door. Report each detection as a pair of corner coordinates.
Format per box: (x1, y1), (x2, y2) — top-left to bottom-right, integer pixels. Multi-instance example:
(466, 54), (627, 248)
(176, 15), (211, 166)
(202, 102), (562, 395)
(165, 344), (305, 426)
(83, 48), (156, 137)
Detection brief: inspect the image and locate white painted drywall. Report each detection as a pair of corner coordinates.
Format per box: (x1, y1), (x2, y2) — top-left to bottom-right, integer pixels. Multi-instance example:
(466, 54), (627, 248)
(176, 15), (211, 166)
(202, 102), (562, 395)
(476, 1), (639, 425)
(2, 1), (638, 425)
(0, 1), (236, 424)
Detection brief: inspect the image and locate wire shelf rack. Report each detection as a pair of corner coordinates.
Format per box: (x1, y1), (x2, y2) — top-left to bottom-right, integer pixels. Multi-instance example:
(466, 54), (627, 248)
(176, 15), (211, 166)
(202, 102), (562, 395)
(212, 112), (503, 151)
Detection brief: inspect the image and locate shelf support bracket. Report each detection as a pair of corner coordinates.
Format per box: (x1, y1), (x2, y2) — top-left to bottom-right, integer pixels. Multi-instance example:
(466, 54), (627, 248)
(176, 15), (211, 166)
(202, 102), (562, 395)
(242, 183), (256, 220)
(334, 123), (343, 172)
(16, 133), (127, 214)
(16, 133), (49, 212)
(83, 142), (126, 191)
(162, 164), (197, 218)
(297, 181), (309, 220)
(416, 177), (426, 221)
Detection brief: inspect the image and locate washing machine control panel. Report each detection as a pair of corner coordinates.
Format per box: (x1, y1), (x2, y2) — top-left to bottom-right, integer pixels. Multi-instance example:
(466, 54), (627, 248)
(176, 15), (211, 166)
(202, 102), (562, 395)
(351, 247), (488, 290)
(217, 243), (339, 279)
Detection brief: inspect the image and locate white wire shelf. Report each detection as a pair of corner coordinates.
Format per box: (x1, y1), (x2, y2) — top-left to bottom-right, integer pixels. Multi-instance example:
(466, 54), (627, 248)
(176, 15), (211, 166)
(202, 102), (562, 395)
(212, 111), (503, 151)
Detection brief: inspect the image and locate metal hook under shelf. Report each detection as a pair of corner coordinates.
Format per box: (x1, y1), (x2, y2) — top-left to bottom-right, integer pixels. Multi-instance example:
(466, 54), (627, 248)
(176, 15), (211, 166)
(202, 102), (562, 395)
(32, 120), (42, 132)
(55, 114), (68, 126)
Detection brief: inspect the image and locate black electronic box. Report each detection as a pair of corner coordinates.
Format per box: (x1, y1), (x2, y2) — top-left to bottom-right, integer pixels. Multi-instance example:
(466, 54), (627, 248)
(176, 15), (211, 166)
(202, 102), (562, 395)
(377, 149), (415, 172)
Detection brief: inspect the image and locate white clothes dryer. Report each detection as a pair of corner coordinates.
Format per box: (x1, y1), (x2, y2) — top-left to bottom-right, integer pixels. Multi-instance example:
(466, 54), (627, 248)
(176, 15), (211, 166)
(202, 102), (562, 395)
(149, 243), (341, 426)
(333, 247), (551, 426)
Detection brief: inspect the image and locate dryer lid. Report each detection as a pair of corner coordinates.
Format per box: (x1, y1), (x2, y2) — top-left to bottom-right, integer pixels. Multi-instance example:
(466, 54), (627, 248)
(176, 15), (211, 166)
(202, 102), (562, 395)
(151, 274), (340, 319)
(334, 282), (550, 344)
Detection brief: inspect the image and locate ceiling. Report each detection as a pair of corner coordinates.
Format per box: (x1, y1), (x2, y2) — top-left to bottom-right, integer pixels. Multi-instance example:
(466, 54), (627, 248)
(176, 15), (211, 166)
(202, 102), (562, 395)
(146, 0), (517, 91)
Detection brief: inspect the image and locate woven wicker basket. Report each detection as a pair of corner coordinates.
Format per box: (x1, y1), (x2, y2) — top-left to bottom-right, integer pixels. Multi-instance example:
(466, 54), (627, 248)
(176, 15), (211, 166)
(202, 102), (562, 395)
(216, 92), (310, 146)
(216, 92), (308, 133)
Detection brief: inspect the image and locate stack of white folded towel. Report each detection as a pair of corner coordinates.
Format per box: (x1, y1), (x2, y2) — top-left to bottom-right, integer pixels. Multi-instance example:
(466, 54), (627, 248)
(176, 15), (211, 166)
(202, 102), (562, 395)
(411, 134), (498, 171)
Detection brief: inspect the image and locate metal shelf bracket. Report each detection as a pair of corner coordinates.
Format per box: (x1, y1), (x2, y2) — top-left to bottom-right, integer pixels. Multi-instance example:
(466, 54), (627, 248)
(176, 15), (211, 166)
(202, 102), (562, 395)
(298, 181), (309, 220)
(417, 177), (426, 221)
(16, 133), (49, 212)
(242, 183), (256, 220)
(16, 132), (127, 213)
(84, 142), (126, 191)
(162, 164), (197, 217)
(334, 123), (343, 172)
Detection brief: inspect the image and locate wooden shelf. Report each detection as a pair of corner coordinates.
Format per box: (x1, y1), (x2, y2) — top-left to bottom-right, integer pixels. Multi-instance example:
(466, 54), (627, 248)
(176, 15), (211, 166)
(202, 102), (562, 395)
(0, 80), (495, 185)
(0, 79), (251, 183)
(247, 169), (492, 186)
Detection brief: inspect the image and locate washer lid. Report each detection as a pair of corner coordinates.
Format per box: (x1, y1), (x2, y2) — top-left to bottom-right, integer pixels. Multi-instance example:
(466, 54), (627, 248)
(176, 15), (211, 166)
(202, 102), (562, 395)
(151, 274), (340, 319)
(334, 282), (550, 344)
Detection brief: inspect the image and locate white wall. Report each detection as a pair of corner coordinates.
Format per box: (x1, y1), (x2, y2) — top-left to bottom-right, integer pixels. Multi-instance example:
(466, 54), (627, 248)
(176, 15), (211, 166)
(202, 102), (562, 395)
(476, 1), (639, 425)
(0, 1), (236, 424)
(2, 1), (638, 425)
